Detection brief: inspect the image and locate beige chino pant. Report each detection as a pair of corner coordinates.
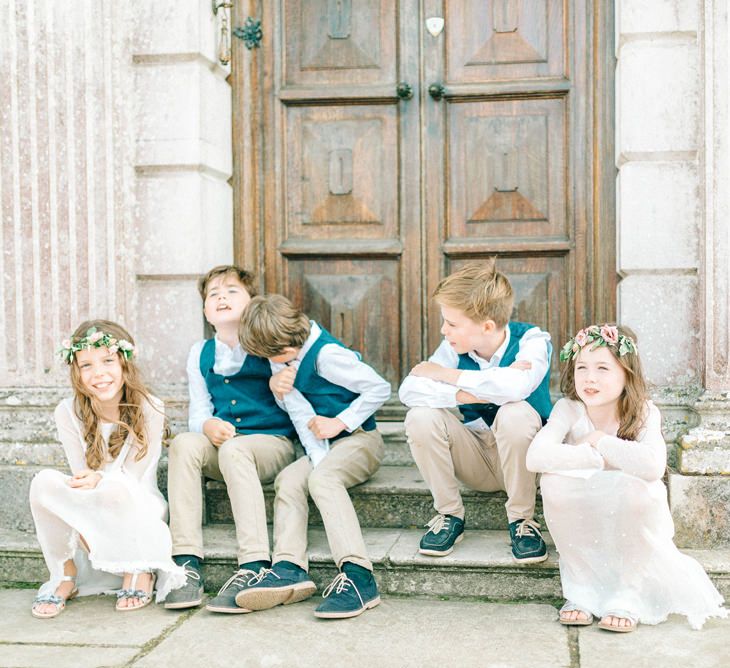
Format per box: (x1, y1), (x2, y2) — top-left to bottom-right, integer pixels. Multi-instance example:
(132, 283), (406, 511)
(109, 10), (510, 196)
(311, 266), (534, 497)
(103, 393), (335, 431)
(404, 402), (542, 523)
(167, 432), (295, 564)
(272, 428), (384, 572)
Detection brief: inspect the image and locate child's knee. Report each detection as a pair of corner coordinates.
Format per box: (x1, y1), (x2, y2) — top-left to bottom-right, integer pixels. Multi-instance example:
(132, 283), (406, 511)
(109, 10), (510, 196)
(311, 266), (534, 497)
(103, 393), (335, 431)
(168, 432), (210, 465)
(404, 406), (446, 442)
(217, 437), (256, 469)
(307, 468), (339, 499)
(494, 402), (542, 440)
(29, 469), (62, 503)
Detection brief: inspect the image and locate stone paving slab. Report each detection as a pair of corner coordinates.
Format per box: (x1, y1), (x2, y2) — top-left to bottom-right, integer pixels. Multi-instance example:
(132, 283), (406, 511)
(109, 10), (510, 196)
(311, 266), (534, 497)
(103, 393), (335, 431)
(133, 599), (569, 668)
(0, 644), (138, 668)
(578, 615), (729, 668)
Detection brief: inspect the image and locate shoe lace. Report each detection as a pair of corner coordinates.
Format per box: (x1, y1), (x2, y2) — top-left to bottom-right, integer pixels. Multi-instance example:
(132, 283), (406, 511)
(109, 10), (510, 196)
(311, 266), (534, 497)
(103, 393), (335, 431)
(515, 518), (542, 539)
(246, 567), (278, 587)
(425, 514), (450, 534)
(181, 561), (201, 583)
(322, 572), (363, 608)
(217, 568), (256, 595)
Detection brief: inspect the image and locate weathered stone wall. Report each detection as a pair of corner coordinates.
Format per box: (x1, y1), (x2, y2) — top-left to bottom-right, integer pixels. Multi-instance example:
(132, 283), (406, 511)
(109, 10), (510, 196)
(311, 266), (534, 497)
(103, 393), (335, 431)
(0, 0), (233, 397)
(615, 0), (730, 546)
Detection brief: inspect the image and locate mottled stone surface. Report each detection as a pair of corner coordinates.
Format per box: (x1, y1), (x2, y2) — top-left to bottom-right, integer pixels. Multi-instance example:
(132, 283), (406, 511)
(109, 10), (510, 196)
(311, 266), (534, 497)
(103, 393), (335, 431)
(205, 464), (546, 530)
(579, 616), (727, 668)
(618, 161), (700, 271)
(679, 429), (730, 474)
(670, 474), (730, 548)
(618, 0), (699, 35)
(133, 599), (567, 668)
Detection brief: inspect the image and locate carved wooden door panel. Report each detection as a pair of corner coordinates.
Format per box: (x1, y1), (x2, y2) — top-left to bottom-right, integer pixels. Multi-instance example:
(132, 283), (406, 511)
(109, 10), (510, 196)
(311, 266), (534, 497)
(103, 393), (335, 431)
(422, 0), (614, 378)
(233, 0), (614, 398)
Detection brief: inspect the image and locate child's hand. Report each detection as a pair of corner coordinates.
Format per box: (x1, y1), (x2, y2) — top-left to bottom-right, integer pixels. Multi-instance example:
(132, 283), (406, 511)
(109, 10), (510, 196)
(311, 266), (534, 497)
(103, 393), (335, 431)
(68, 469), (102, 489)
(510, 360), (532, 371)
(203, 418), (236, 446)
(269, 366), (297, 400)
(410, 361), (460, 385)
(307, 416), (346, 440)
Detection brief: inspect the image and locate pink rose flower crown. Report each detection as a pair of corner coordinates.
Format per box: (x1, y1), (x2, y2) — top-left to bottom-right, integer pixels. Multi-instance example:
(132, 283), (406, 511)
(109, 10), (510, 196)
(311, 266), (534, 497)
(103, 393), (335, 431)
(58, 327), (135, 365)
(559, 324), (637, 363)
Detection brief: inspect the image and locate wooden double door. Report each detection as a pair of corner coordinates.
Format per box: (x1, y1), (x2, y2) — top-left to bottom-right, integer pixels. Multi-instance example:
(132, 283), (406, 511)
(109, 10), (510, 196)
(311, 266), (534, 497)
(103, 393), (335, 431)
(233, 1), (615, 398)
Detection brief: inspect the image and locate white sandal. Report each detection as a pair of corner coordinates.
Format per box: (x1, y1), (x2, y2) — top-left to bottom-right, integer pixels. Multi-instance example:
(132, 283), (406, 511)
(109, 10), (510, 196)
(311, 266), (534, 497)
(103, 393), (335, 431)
(558, 601), (594, 626)
(31, 575), (78, 619)
(597, 610), (639, 633)
(116, 571), (156, 612)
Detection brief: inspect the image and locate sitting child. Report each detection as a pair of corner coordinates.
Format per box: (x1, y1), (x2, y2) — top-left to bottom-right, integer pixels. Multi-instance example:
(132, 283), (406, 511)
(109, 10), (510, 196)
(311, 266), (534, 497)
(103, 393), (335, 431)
(30, 320), (185, 617)
(527, 324), (728, 631)
(236, 294), (391, 619)
(163, 266), (297, 613)
(399, 260), (552, 561)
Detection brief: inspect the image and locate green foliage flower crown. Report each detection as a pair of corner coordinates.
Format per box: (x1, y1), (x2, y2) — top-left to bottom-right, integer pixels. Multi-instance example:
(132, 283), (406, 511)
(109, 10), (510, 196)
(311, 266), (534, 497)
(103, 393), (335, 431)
(559, 324), (637, 363)
(58, 327), (135, 365)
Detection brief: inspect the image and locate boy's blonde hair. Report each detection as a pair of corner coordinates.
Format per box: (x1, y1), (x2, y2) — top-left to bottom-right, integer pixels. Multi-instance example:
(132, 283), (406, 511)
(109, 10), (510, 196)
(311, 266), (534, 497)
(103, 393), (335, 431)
(198, 265), (257, 301)
(433, 259), (514, 327)
(239, 294), (311, 358)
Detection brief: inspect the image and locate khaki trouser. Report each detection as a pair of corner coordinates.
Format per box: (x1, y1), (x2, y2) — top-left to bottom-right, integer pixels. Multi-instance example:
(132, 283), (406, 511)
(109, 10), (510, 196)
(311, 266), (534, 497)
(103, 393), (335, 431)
(404, 402), (542, 523)
(167, 431), (295, 564)
(272, 428), (384, 572)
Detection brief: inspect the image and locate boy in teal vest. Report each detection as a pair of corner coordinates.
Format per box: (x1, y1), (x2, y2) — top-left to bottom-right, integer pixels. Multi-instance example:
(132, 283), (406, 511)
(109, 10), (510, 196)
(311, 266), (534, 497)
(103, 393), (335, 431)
(163, 266), (297, 613)
(399, 260), (552, 562)
(236, 295), (390, 619)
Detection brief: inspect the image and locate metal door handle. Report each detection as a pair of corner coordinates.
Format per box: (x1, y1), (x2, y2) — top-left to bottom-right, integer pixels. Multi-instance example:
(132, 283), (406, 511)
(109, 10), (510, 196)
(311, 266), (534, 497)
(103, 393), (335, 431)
(396, 82), (413, 101)
(428, 83), (446, 100)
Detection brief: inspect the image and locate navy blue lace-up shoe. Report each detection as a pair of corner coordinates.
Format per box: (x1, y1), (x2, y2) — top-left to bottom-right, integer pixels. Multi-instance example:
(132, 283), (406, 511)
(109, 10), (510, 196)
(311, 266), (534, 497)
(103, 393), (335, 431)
(314, 563), (380, 619)
(509, 519), (548, 563)
(234, 561), (316, 611)
(418, 514), (465, 556)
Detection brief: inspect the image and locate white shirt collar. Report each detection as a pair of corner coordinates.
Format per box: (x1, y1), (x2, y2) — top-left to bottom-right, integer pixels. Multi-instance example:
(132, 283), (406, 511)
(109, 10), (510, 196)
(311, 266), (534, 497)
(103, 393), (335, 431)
(296, 321), (321, 361)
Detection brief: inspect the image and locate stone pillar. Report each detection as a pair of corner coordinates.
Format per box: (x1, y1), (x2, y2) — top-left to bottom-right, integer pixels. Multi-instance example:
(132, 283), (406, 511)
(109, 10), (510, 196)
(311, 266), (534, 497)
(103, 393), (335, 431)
(671, 0), (730, 548)
(131, 0), (233, 394)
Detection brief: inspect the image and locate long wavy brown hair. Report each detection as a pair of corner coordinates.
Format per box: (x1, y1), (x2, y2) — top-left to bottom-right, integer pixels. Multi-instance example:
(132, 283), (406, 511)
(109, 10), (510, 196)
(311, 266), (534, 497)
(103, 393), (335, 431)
(68, 319), (153, 470)
(559, 324), (648, 441)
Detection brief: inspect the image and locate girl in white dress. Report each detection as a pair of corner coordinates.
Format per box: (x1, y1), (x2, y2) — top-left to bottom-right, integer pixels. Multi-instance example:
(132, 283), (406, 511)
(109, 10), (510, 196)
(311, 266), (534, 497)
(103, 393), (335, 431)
(30, 320), (185, 618)
(526, 324), (727, 632)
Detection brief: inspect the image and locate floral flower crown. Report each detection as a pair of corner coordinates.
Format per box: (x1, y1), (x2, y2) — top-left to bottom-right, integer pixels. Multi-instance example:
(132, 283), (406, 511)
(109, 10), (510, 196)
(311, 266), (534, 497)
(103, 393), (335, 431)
(58, 327), (135, 365)
(559, 324), (637, 362)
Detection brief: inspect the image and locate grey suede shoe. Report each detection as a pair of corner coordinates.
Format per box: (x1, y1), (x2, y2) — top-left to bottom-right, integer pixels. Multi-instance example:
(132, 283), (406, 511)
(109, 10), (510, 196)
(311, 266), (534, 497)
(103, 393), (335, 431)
(205, 568), (258, 614)
(163, 561), (204, 610)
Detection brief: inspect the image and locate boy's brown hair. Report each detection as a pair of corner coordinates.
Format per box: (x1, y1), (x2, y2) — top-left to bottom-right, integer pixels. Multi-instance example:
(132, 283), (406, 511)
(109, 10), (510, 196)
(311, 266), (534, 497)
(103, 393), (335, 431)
(239, 294), (311, 358)
(198, 265), (257, 301)
(433, 259), (514, 327)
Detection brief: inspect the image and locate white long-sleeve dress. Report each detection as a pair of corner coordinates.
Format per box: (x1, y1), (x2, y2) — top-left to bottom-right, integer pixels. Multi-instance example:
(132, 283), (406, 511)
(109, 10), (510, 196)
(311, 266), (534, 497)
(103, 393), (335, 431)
(526, 398), (727, 629)
(29, 396), (186, 603)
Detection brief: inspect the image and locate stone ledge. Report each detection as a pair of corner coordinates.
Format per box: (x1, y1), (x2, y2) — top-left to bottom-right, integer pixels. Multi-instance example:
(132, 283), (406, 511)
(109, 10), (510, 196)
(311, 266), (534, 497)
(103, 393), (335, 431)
(679, 429), (730, 474)
(4, 526), (729, 602)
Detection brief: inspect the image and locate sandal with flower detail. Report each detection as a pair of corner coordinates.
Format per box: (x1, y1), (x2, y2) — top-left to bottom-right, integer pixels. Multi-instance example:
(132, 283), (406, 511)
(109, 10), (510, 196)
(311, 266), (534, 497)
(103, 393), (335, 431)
(115, 571), (156, 612)
(597, 610), (639, 633)
(558, 601), (594, 626)
(31, 575), (78, 619)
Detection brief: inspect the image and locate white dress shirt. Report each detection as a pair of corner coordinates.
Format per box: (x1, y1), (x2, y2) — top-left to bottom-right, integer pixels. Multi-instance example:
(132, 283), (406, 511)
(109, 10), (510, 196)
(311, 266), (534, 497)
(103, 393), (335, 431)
(398, 325), (551, 430)
(271, 322), (391, 467)
(186, 337), (247, 433)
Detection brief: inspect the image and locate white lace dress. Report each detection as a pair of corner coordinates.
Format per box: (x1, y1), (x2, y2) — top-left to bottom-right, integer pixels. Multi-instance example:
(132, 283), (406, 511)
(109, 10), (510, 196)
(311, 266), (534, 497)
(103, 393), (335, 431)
(29, 396), (186, 603)
(526, 398), (728, 629)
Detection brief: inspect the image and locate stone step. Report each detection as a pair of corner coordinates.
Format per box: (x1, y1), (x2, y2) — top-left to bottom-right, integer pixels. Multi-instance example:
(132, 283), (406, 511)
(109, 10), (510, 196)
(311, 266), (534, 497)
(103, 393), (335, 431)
(0, 462), (543, 534)
(205, 464), (544, 530)
(3, 526), (729, 602)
